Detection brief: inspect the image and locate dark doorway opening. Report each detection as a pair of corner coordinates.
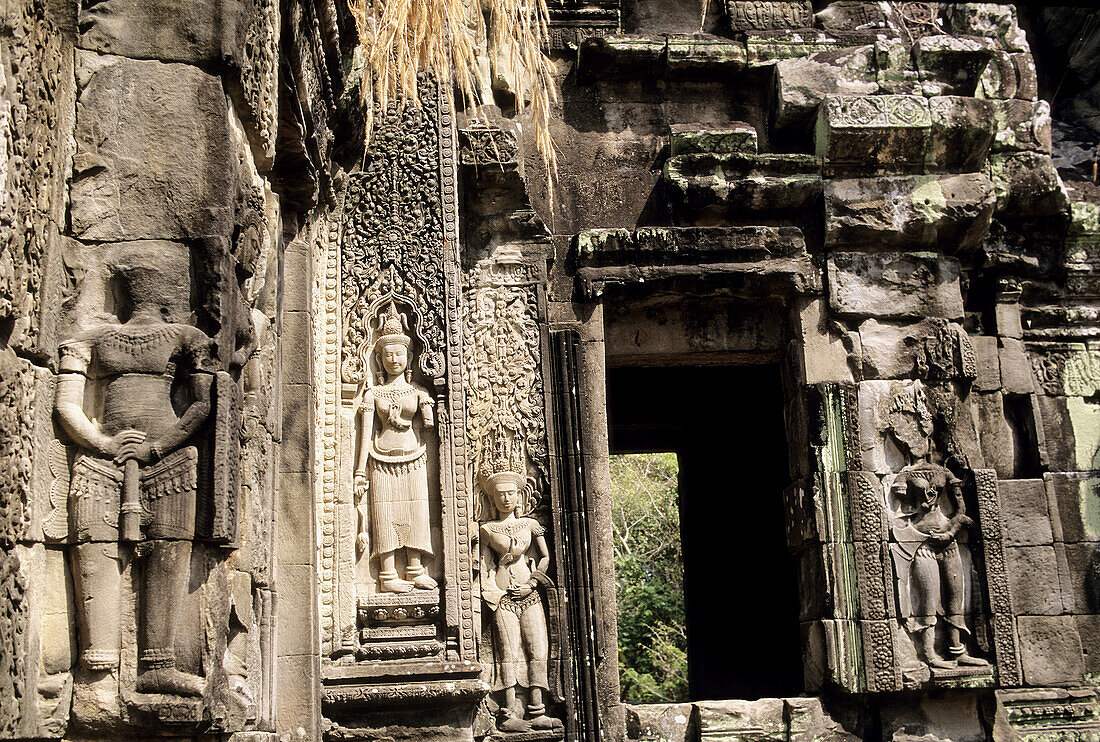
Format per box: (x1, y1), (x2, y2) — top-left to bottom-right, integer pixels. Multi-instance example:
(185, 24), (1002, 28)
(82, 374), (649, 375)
(607, 365), (803, 701)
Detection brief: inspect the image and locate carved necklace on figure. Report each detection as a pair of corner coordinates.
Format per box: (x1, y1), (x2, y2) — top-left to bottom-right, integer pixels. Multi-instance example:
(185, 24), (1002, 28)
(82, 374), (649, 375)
(373, 382), (417, 430)
(99, 324), (177, 355)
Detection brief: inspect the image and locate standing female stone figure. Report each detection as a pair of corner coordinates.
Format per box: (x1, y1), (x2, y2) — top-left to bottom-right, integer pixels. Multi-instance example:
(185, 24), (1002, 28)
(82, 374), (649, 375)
(354, 302), (437, 593)
(479, 471), (561, 732)
(55, 254), (214, 696)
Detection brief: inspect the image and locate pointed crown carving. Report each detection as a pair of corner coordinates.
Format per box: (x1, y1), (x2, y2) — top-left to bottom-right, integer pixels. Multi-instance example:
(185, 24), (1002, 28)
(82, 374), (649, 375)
(375, 301), (412, 351)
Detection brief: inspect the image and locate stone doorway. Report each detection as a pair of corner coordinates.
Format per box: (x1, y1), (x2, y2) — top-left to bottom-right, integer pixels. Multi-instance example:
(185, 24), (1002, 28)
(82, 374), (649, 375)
(607, 364), (803, 701)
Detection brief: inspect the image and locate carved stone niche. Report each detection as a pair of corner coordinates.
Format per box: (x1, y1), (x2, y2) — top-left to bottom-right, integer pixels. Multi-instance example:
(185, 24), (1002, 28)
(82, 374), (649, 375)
(30, 239), (257, 737)
(316, 81), (485, 716)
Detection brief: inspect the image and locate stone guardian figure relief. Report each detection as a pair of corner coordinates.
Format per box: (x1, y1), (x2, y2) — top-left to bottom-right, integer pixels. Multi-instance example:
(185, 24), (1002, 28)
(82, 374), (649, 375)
(478, 468), (562, 733)
(54, 253), (216, 696)
(353, 302), (438, 593)
(886, 462), (989, 671)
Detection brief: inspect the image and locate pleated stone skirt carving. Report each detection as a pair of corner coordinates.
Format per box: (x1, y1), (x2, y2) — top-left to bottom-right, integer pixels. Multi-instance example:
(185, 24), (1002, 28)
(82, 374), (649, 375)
(369, 450), (432, 556)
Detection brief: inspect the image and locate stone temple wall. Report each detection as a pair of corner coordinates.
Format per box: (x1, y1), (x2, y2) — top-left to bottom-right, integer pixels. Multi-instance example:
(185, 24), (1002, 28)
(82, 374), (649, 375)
(1, 1), (1099, 741)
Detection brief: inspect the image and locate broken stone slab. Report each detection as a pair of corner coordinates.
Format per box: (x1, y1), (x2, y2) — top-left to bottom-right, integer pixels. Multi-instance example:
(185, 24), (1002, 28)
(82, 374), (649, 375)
(726, 1), (812, 32)
(971, 335), (1001, 391)
(829, 252), (964, 321)
(814, 1), (896, 34)
(1017, 615), (1086, 687)
(625, 703), (694, 742)
(825, 174), (994, 249)
(664, 152), (823, 221)
(815, 95), (931, 175)
(773, 45), (878, 132)
(988, 151), (1069, 219)
(576, 34), (747, 81)
(575, 225), (807, 267)
(944, 4), (1029, 52)
(745, 29), (877, 67)
(694, 698), (786, 742)
(669, 123), (757, 155)
(70, 53), (234, 241)
(926, 96), (996, 172)
(79, 0), (239, 63)
(991, 99), (1052, 154)
(914, 34), (997, 97)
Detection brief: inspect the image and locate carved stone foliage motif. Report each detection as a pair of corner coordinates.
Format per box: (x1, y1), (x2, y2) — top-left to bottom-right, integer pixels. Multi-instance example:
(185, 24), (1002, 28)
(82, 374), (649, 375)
(319, 78), (476, 670)
(825, 95), (932, 129)
(463, 255), (549, 494)
(238, 0), (279, 162)
(462, 252), (562, 735)
(340, 82), (447, 388)
(0, 0), (71, 357)
(884, 463), (991, 686)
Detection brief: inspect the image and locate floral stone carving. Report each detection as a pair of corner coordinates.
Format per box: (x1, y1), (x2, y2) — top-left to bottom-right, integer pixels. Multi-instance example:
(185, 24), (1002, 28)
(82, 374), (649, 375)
(885, 462), (990, 675)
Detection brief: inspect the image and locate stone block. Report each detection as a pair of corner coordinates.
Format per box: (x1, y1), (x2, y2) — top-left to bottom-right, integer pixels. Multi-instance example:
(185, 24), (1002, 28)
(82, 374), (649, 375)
(793, 297), (855, 384)
(694, 698), (785, 742)
(875, 38), (920, 96)
(1074, 615), (1100, 675)
(814, 1), (892, 33)
(774, 46), (878, 131)
(999, 479), (1054, 546)
(1064, 542), (1100, 615)
(1047, 473), (1100, 543)
(824, 174), (994, 250)
(976, 392), (1016, 479)
(625, 703), (694, 742)
(785, 697), (860, 742)
(1017, 615), (1085, 687)
(1005, 545), (1062, 615)
(670, 123), (757, 155)
(989, 151), (1069, 219)
(914, 34), (997, 97)
(79, 0), (238, 64)
(972, 336), (1001, 391)
(1012, 52), (1038, 101)
(999, 338), (1035, 394)
(71, 53), (233, 241)
(994, 302), (1023, 339)
(815, 95), (931, 175)
(926, 96), (996, 172)
(857, 318), (972, 381)
(979, 51), (1019, 100)
(992, 99), (1052, 154)
(946, 4), (1028, 50)
(828, 252), (964, 321)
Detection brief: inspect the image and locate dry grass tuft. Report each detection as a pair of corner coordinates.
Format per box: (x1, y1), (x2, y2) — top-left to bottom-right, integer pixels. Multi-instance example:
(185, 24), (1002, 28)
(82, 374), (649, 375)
(349, 0), (559, 199)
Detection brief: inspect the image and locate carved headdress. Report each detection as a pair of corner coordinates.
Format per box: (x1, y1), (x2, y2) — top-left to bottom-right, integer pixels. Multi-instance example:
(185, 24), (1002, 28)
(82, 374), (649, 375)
(476, 429), (533, 516)
(374, 301), (412, 351)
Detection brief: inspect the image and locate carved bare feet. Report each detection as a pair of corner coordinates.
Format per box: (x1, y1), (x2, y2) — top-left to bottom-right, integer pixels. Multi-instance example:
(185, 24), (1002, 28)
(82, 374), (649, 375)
(136, 667), (204, 696)
(380, 577), (415, 593)
(949, 645), (989, 666)
(530, 715), (563, 730)
(411, 573), (437, 590)
(498, 712), (531, 733)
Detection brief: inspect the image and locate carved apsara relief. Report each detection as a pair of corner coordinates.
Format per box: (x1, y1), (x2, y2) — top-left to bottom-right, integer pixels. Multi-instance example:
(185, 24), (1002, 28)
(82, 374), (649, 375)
(462, 250), (563, 735)
(317, 79), (475, 667)
(884, 463), (990, 679)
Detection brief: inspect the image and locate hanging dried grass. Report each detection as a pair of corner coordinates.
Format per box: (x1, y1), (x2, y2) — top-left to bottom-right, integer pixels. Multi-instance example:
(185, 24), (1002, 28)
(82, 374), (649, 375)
(349, 0), (558, 192)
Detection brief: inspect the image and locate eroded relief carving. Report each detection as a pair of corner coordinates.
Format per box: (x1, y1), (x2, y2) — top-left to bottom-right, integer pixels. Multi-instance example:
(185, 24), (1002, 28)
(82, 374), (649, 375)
(55, 249), (215, 697)
(353, 303), (439, 593)
(885, 463), (989, 677)
(44, 242), (246, 731)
